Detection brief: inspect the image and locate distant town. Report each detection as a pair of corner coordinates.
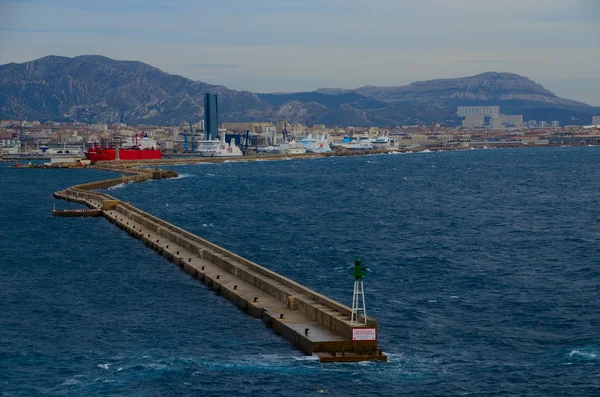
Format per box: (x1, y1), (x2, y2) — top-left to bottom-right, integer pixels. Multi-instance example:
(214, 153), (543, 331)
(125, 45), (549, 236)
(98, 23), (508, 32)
(2, 106), (600, 160)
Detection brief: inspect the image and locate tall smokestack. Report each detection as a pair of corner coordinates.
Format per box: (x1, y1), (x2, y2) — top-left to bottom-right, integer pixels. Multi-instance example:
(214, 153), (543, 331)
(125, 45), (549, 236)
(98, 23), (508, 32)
(114, 136), (121, 161)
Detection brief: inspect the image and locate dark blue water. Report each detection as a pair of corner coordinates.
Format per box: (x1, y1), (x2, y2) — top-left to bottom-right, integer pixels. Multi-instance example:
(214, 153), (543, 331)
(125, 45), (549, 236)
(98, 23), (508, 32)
(2, 147), (600, 396)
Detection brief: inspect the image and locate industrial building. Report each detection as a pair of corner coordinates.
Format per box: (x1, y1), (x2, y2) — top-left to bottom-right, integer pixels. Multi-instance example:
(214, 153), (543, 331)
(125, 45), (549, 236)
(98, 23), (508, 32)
(499, 114), (523, 127)
(462, 115), (484, 128)
(457, 106), (500, 118)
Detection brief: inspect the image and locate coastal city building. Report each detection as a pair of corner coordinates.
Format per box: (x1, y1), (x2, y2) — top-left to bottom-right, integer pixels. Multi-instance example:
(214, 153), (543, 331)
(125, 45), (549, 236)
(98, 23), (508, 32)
(490, 117), (502, 129)
(89, 123), (108, 131)
(592, 116), (600, 126)
(499, 114), (523, 127)
(457, 106), (500, 118)
(2, 114), (600, 160)
(276, 120), (287, 133)
(462, 115), (484, 128)
(204, 93), (219, 140)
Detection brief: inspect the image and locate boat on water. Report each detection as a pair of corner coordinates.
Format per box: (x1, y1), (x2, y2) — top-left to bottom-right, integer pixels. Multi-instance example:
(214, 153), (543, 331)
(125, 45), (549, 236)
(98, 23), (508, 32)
(197, 136), (243, 157)
(85, 133), (162, 162)
(372, 132), (391, 149)
(44, 157), (91, 167)
(299, 134), (332, 153)
(257, 145), (279, 153)
(332, 136), (354, 148)
(278, 141), (306, 155)
(336, 135), (375, 150)
(342, 140), (374, 150)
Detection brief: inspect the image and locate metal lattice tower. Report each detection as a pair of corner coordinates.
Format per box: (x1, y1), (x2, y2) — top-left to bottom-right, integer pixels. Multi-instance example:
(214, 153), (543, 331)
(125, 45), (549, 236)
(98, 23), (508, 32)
(350, 258), (368, 326)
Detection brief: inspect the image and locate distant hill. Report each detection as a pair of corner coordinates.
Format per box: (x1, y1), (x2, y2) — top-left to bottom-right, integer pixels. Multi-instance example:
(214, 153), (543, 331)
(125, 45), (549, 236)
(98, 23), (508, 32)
(0, 56), (596, 126)
(0, 55), (267, 125)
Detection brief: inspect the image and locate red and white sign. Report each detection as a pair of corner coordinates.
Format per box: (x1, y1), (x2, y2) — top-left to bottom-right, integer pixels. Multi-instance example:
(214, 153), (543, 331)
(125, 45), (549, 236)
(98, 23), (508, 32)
(352, 328), (377, 341)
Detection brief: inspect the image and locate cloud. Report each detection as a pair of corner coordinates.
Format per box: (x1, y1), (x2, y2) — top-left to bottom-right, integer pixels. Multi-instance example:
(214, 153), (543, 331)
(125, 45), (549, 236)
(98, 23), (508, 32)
(177, 64), (242, 69)
(0, 28), (76, 33)
(456, 60), (510, 64)
(0, 0), (597, 104)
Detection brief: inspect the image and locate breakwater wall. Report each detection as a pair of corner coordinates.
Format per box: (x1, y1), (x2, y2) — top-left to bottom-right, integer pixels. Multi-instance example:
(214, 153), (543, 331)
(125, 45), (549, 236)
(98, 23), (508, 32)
(54, 168), (386, 362)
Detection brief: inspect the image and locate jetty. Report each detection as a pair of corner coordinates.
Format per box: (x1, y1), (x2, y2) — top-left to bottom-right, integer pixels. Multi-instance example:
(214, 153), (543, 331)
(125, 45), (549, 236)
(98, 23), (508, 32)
(53, 165), (387, 363)
(52, 208), (101, 217)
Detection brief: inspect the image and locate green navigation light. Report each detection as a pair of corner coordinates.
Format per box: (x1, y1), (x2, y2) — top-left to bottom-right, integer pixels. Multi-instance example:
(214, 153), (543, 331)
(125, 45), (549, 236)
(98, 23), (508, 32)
(351, 257), (367, 280)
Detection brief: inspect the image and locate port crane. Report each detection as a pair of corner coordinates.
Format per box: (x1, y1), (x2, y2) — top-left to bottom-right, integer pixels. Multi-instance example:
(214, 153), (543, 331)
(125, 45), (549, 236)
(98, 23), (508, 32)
(181, 121), (201, 152)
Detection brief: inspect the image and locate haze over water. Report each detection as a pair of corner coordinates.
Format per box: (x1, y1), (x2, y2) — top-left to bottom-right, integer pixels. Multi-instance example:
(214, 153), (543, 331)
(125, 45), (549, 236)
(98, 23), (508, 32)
(2, 146), (600, 395)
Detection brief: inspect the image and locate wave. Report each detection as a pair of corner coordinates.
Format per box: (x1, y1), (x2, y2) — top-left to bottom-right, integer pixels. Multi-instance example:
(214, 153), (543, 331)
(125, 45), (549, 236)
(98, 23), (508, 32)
(175, 173), (195, 179)
(568, 349), (599, 361)
(60, 378), (81, 386)
(108, 183), (126, 190)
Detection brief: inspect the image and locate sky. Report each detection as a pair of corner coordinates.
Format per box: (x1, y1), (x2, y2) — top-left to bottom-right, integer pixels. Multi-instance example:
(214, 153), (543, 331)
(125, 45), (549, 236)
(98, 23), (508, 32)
(1, 0), (599, 105)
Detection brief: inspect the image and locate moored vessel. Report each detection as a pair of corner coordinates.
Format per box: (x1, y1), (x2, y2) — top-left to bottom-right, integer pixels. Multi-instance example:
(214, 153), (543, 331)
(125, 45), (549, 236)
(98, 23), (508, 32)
(85, 133), (162, 162)
(278, 141), (306, 155)
(197, 135), (243, 157)
(299, 134), (332, 153)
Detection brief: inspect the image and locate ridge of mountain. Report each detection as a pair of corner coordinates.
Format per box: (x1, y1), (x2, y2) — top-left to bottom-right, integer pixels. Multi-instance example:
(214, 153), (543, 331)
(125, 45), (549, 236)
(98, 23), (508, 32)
(316, 72), (589, 109)
(0, 55), (596, 126)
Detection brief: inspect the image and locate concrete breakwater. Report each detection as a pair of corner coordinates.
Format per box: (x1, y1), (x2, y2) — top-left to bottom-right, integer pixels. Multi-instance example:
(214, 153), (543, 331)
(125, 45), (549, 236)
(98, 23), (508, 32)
(54, 167), (386, 362)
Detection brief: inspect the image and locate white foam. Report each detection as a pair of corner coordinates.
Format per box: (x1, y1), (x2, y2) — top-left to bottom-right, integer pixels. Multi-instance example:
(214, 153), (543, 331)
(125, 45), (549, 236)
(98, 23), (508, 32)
(569, 349), (598, 359)
(175, 173), (195, 179)
(108, 183), (126, 190)
(97, 363), (110, 369)
(144, 363), (167, 370)
(60, 378), (80, 386)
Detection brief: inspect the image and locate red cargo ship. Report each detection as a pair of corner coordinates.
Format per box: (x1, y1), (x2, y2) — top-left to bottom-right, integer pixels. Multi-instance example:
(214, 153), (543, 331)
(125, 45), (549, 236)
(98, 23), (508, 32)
(85, 133), (162, 162)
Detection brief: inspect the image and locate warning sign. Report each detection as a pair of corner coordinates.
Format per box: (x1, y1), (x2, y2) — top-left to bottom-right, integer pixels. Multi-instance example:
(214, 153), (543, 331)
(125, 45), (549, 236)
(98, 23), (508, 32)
(352, 328), (377, 341)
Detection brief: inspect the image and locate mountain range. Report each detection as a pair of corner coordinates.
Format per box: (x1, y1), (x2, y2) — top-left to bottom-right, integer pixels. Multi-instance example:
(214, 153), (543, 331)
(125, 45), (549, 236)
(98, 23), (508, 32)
(0, 55), (597, 127)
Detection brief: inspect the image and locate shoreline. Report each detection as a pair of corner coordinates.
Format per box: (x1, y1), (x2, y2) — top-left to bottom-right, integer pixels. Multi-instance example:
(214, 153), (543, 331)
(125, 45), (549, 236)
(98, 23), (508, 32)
(4, 142), (599, 166)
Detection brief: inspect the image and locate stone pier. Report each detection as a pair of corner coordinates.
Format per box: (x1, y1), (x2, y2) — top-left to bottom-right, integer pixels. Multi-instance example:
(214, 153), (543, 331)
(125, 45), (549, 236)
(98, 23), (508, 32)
(54, 168), (386, 363)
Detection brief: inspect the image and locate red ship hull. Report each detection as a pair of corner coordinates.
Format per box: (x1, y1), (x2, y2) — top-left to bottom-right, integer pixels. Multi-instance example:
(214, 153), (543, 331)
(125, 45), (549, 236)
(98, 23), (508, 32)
(85, 148), (162, 162)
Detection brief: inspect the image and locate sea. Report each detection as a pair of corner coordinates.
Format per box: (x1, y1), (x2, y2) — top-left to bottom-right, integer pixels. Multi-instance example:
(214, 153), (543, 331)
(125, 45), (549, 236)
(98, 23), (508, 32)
(1, 146), (599, 396)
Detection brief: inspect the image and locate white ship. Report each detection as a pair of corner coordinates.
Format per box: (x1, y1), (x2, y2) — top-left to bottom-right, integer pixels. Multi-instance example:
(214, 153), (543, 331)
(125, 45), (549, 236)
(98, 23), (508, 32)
(257, 145), (279, 153)
(339, 135), (375, 150)
(278, 141), (306, 155)
(372, 132), (391, 149)
(299, 134), (332, 153)
(197, 136), (243, 157)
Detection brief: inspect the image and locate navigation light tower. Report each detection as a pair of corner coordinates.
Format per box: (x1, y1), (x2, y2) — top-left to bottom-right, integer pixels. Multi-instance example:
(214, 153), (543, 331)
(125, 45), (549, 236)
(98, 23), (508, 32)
(350, 257), (368, 326)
